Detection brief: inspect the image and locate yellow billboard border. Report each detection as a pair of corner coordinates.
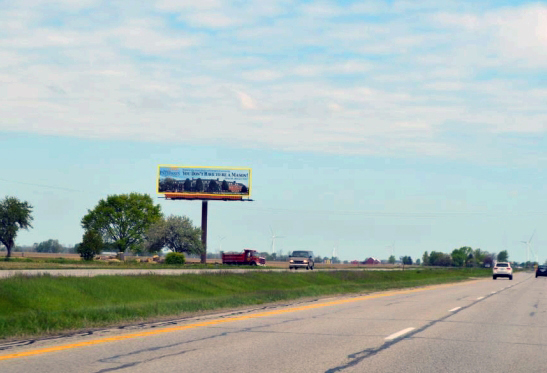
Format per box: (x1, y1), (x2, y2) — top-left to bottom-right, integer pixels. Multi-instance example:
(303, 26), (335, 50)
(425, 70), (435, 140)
(157, 165), (252, 198)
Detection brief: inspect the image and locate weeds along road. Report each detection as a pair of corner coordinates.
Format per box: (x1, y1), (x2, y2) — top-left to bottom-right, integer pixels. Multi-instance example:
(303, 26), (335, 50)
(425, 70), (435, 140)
(1, 272), (544, 372)
(0, 267), (400, 278)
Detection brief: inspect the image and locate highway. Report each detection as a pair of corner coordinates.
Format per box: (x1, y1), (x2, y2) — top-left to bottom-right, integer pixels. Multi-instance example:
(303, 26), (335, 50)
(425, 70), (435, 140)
(1, 272), (544, 372)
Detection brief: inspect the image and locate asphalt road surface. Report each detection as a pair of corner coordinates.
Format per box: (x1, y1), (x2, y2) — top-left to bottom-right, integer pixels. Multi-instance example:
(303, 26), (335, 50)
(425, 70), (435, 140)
(1, 272), (544, 372)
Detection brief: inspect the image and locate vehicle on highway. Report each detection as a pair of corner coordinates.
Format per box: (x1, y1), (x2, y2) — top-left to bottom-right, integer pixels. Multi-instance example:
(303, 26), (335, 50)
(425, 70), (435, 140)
(493, 262), (512, 280)
(222, 249), (265, 266)
(536, 265), (547, 278)
(289, 250), (314, 270)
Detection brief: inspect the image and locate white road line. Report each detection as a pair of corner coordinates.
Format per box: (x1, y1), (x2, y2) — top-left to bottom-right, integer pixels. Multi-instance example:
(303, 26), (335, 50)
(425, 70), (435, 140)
(477, 296), (484, 300)
(385, 327), (415, 341)
(449, 307), (461, 312)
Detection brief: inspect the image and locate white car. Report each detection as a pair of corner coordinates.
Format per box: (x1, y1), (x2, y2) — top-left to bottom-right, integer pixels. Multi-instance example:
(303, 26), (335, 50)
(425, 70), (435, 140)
(493, 262), (513, 280)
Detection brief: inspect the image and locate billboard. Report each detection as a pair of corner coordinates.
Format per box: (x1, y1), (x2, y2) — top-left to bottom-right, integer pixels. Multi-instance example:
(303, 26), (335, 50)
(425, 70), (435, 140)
(157, 165), (252, 200)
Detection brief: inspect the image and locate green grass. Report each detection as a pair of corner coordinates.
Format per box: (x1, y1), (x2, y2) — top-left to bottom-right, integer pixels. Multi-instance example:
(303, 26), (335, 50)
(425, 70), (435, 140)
(0, 268), (491, 339)
(0, 257), (241, 270)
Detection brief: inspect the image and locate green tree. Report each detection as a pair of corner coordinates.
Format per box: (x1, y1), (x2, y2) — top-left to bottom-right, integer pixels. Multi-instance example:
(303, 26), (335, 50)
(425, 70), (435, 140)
(416, 258), (421, 265)
(146, 215), (203, 255)
(195, 178), (204, 192)
(472, 248), (487, 266)
(241, 185), (248, 194)
(207, 180), (220, 193)
(0, 196), (33, 258)
(221, 180), (229, 192)
(451, 248), (466, 267)
(165, 252), (186, 265)
(35, 239), (63, 253)
(388, 255), (396, 264)
(184, 179), (192, 191)
(77, 230), (103, 261)
(160, 178), (176, 192)
(451, 246), (473, 267)
(497, 250), (509, 262)
(403, 256), (413, 265)
(422, 251), (430, 266)
(429, 251), (452, 266)
(81, 193), (162, 253)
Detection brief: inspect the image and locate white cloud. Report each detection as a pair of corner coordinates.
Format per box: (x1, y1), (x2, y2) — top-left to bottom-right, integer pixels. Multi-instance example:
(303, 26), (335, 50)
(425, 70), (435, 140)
(432, 4), (547, 68)
(22, 0), (99, 9)
(299, 2), (344, 17)
(156, 0), (222, 11)
(1, 0), (547, 163)
(179, 12), (242, 28)
(111, 20), (199, 53)
(242, 69), (284, 81)
(235, 90), (257, 110)
(292, 61), (372, 77)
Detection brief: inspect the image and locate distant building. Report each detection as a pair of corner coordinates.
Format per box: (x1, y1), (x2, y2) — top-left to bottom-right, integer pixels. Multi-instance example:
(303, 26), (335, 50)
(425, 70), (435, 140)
(228, 183), (243, 193)
(363, 257), (381, 265)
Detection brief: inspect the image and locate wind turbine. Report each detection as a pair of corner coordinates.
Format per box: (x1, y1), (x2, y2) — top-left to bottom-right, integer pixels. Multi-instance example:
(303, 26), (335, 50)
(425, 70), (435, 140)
(386, 242), (395, 259)
(217, 236), (226, 254)
(521, 230), (536, 263)
(270, 226), (284, 255)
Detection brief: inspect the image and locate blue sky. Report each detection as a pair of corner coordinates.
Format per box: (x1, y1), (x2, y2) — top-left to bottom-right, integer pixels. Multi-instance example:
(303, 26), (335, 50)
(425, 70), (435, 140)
(1, 0), (547, 262)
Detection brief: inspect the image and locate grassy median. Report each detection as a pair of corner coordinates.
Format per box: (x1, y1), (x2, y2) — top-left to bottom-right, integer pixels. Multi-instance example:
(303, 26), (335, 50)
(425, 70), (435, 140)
(0, 268), (490, 339)
(0, 257), (227, 270)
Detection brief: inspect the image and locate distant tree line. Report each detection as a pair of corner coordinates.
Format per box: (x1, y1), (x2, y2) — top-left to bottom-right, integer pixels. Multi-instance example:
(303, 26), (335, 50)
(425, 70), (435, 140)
(34, 239), (66, 253)
(0, 193), (205, 263)
(401, 256), (413, 265)
(80, 193), (203, 261)
(1, 194), (519, 268)
(421, 247), (508, 267)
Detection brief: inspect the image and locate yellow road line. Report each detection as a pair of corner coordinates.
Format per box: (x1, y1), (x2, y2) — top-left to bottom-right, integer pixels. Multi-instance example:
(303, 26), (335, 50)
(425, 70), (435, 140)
(0, 280), (478, 361)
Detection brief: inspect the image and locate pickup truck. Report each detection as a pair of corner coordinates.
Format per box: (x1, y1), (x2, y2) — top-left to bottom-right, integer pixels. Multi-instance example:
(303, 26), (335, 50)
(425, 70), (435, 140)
(222, 249), (266, 266)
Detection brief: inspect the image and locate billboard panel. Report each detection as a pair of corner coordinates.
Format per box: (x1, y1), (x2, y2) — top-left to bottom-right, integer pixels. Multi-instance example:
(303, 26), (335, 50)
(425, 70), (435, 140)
(157, 165), (252, 199)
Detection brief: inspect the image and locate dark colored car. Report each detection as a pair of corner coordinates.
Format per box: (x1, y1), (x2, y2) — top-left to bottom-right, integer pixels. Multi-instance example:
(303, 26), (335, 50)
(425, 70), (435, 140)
(536, 265), (547, 278)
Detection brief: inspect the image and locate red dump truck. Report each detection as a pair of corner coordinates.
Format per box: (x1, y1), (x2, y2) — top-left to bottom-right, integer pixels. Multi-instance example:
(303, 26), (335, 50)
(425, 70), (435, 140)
(222, 249), (266, 266)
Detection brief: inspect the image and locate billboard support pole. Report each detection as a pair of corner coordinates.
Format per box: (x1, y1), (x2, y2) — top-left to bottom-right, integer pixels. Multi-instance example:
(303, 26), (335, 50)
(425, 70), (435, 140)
(201, 201), (208, 264)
